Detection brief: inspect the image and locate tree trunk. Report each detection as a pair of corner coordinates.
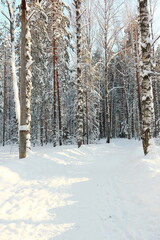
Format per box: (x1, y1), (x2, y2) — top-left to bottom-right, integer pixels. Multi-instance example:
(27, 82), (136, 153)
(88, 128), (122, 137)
(75, 0), (84, 148)
(19, 0), (27, 159)
(40, 104), (44, 146)
(57, 71), (62, 146)
(44, 104), (48, 145)
(133, 32), (142, 124)
(53, 39), (57, 147)
(104, 0), (110, 143)
(105, 66), (110, 143)
(85, 91), (89, 144)
(26, 10), (33, 149)
(3, 51), (7, 146)
(139, 0), (154, 155)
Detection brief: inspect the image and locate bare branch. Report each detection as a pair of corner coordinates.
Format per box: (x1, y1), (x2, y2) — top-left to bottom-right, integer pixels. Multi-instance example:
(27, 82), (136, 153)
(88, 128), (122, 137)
(1, 11), (11, 23)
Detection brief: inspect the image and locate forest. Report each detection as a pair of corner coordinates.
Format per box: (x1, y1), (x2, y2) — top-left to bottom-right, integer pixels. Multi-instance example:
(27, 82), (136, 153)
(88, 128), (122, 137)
(0, 0), (160, 157)
(1, 1), (160, 239)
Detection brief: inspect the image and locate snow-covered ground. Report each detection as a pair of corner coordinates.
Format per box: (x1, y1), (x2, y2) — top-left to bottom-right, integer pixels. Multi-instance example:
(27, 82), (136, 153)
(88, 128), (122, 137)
(0, 139), (160, 240)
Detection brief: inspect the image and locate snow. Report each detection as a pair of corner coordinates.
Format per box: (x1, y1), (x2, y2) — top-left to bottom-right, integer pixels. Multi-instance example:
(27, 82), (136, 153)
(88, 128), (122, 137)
(0, 139), (160, 239)
(19, 125), (28, 131)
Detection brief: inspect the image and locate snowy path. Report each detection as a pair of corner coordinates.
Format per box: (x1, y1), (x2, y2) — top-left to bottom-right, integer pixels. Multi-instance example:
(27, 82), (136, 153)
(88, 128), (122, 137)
(0, 140), (160, 240)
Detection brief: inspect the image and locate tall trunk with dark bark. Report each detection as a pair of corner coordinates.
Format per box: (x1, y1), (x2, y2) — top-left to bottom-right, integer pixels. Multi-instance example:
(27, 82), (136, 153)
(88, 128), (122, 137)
(133, 28), (142, 125)
(19, 0), (27, 158)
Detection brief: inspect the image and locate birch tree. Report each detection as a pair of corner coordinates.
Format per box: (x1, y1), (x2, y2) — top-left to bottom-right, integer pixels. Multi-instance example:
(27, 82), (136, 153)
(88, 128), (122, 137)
(138, 0), (154, 155)
(74, 0), (84, 148)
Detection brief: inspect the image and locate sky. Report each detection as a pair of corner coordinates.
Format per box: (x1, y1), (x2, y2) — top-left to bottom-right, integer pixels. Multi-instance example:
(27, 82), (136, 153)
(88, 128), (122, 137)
(0, 0), (20, 23)
(0, 0), (159, 43)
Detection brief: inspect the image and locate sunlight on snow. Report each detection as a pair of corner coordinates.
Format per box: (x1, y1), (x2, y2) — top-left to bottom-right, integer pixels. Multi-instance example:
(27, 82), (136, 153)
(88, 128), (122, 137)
(0, 179), (78, 239)
(0, 166), (20, 184)
(0, 222), (75, 240)
(30, 151), (87, 165)
(56, 151), (77, 160)
(49, 177), (89, 187)
(0, 158), (89, 240)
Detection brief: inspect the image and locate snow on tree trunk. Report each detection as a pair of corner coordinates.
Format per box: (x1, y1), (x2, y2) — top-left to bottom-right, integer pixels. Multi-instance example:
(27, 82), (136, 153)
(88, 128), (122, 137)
(26, 5), (33, 149)
(75, 0), (84, 148)
(138, 0), (154, 155)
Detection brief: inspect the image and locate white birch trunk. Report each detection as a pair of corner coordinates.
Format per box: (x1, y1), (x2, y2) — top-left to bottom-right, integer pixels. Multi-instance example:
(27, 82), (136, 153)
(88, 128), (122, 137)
(26, 5), (33, 149)
(74, 0), (84, 148)
(139, 0), (154, 155)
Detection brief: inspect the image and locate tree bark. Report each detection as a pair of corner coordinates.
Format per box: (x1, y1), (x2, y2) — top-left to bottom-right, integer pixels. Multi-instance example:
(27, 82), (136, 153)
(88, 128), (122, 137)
(53, 39), (57, 147)
(40, 104), (43, 146)
(75, 0), (84, 148)
(26, 10), (33, 149)
(104, 0), (110, 143)
(139, 0), (154, 155)
(57, 71), (62, 146)
(85, 91), (89, 144)
(3, 51), (7, 146)
(19, 0), (27, 159)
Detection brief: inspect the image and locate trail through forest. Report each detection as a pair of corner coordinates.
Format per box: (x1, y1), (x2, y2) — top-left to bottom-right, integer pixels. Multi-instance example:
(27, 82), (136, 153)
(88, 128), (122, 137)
(0, 139), (160, 239)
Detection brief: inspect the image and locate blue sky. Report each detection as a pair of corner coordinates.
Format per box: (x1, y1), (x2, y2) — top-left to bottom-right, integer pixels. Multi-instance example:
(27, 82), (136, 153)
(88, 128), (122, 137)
(0, 0), (159, 42)
(0, 0), (69, 22)
(0, 0), (20, 23)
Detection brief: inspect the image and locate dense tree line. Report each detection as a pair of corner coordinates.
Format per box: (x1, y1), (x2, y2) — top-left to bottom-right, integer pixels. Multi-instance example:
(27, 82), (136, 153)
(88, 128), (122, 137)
(0, 0), (160, 157)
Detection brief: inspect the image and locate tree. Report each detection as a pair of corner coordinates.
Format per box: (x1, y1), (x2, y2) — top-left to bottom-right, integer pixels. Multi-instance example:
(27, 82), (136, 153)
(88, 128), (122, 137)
(19, 0), (27, 158)
(74, 0), (84, 148)
(2, 43), (7, 146)
(138, 0), (154, 155)
(95, 0), (124, 143)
